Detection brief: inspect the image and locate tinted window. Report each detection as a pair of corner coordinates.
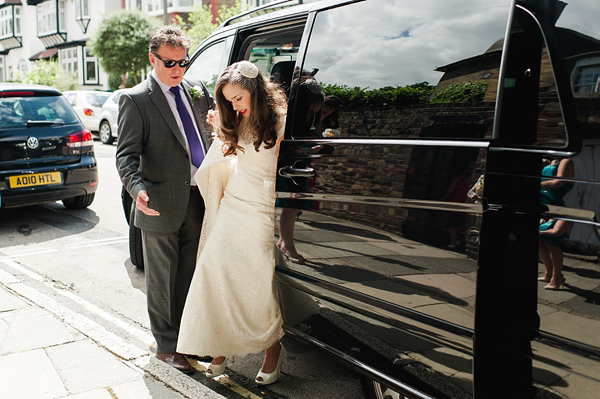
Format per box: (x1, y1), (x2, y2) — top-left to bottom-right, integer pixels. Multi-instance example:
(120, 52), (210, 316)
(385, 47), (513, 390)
(86, 92), (110, 108)
(66, 93), (76, 105)
(295, 0), (512, 139)
(553, 1), (600, 141)
(0, 95), (79, 128)
(187, 40), (228, 96)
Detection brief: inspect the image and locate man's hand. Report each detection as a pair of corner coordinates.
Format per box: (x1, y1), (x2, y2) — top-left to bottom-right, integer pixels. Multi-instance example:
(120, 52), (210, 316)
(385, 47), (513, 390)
(136, 190), (160, 216)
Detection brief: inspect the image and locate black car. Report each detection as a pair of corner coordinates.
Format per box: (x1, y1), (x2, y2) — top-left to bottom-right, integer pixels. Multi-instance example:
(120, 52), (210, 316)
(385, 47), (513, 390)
(0, 83), (98, 210)
(126, 0), (600, 397)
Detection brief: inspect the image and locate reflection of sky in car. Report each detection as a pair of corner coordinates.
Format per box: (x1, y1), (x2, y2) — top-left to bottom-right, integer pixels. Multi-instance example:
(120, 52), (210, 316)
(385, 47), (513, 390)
(304, 0), (512, 88)
(556, 0), (600, 38)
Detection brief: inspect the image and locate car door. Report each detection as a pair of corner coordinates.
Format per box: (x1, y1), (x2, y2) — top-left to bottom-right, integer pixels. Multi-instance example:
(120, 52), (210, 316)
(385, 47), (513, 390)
(274, 0), (599, 398)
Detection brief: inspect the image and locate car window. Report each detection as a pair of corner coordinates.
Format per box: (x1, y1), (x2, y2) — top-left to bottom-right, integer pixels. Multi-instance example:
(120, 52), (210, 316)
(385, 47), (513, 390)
(86, 92), (110, 108)
(66, 93), (76, 106)
(294, 0), (512, 139)
(110, 92), (122, 105)
(0, 95), (79, 127)
(186, 40), (228, 96)
(244, 29), (302, 77)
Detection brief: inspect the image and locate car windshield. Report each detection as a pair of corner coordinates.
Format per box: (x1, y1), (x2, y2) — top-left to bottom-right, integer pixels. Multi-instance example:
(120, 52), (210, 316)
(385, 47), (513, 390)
(0, 95), (80, 128)
(107, 92), (122, 105)
(86, 92), (111, 108)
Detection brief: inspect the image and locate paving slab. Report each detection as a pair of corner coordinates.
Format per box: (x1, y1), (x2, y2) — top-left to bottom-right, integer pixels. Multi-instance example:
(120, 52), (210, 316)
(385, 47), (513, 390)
(0, 348), (68, 399)
(63, 389), (114, 399)
(46, 340), (140, 394)
(111, 377), (187, 399)
(0, 307), (74, 355)
(0, 286), (28, 311)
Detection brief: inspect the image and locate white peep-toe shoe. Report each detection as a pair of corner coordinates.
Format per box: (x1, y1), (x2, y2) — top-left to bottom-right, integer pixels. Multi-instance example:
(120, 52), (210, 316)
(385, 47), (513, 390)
(206, 358), (227, 378)
(255, 345), (287, 385)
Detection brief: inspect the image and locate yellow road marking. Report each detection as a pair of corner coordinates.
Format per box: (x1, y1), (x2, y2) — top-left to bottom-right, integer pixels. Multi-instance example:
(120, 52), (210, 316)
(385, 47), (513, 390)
(189, 359), (263, 399)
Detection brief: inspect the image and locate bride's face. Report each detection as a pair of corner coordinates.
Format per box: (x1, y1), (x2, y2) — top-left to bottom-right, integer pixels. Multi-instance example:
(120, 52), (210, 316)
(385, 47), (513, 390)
(222, 84), (252, 117)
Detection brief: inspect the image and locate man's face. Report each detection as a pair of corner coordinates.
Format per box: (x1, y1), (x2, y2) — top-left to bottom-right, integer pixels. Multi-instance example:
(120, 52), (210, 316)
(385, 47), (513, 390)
(149, 45), (188, 87)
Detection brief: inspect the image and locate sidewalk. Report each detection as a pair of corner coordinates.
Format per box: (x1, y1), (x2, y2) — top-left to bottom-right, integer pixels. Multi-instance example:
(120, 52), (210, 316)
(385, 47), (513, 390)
(0, 280), (225, 399)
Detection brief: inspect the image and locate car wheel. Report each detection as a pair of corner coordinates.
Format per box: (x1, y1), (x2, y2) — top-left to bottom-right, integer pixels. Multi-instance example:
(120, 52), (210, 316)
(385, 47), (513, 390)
(62, 193), (95, 210)
(128, 206), (145, 270)
(361, 377), (408, 399)
(99, 121), (115, 144)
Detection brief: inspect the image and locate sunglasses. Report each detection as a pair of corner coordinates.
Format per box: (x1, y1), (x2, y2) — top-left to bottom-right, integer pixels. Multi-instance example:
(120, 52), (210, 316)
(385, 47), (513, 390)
(152, 52), (191, 68)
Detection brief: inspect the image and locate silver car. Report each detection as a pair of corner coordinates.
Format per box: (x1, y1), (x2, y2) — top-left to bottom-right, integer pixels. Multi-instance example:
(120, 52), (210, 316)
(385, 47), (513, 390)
(63, 90), (111, 135)
(98, 89), (127, 145)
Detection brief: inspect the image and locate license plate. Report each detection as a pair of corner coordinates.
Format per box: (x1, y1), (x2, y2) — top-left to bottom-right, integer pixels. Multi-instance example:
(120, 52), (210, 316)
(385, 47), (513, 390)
(8, 171), (63, 188)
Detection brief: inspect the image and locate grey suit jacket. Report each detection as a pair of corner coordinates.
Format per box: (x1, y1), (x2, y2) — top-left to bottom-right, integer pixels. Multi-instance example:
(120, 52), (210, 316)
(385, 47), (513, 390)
(116, 75), (213, 233)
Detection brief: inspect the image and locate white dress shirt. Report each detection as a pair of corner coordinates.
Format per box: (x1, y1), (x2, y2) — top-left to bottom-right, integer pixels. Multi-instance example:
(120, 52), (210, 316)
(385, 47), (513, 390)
(152, 70), (205, 186)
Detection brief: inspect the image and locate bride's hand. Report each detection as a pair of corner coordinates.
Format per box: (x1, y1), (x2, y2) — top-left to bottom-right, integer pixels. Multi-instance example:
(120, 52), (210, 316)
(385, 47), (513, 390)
(206, 109), (218, 125)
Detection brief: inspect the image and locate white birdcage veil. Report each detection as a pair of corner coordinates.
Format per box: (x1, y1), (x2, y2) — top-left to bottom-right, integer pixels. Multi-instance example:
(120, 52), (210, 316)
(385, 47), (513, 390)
(217, 61), (260, 94)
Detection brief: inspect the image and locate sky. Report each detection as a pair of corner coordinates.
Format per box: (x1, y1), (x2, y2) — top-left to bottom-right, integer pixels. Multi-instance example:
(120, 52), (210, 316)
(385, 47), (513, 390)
(302, 0), (599, 90)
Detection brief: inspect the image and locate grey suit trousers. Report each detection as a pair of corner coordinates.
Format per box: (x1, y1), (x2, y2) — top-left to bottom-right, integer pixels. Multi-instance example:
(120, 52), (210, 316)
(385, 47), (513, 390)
(141, 189), (204, 354)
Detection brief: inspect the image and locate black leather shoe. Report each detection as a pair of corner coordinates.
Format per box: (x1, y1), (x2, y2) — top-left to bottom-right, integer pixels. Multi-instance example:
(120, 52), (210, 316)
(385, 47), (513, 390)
(156, 353), (193, 373)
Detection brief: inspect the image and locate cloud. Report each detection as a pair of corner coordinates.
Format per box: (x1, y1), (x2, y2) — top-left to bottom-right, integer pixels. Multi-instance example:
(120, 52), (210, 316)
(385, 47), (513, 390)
(303, 0), (512, 88)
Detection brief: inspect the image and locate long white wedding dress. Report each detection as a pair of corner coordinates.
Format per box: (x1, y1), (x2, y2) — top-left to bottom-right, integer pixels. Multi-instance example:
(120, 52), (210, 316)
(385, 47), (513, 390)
(177, 121), (284, 357)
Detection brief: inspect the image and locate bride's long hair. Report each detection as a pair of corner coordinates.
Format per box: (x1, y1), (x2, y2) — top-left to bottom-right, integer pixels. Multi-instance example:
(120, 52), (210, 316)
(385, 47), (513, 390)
(214, 61), (287, 156)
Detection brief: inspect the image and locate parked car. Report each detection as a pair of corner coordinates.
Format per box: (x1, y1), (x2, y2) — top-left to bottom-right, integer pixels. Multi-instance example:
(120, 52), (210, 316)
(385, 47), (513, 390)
(0, 83), (98, 209)
(125, 0), (600, 397)
(63, 90), (111, 134)
(98, 89), (127, 145)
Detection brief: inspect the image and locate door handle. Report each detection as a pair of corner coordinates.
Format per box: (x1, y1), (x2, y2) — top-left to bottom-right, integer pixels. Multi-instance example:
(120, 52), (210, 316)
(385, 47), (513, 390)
(278, 165), (315, 178)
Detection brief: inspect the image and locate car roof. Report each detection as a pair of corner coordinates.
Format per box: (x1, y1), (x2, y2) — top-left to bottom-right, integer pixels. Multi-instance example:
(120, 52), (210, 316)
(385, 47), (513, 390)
(0, 83), (61, 95)
(63, 90), (110, 95)
(195, 0), (345, 49)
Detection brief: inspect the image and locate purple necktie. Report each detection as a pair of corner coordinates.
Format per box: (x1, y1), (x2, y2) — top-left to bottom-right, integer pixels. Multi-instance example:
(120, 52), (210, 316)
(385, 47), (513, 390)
(169, 86), (204, 167)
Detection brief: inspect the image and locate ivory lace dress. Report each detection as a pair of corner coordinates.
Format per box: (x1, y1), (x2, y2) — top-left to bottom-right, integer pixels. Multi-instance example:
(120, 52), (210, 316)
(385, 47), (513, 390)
(177, 120), (284, 357)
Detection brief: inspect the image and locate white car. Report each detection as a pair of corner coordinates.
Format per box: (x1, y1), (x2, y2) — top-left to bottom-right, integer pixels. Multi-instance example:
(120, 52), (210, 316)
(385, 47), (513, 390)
(63, 90), (111, 134)
(98, 89), (127, 144)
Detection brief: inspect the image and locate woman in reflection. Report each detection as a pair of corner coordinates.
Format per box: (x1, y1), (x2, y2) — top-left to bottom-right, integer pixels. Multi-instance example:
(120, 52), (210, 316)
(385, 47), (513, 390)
(538, 218), (573, 290)
(177, 61), (288, 385)
(276, 72), (326, 264)
(315, 95), (341, 137)
(538, 157), (574, 290)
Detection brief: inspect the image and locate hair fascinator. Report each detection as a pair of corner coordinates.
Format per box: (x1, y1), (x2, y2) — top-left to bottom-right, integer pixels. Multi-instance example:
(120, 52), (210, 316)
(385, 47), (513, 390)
(238, 61), (259, 79)
(304, 78), (325, 98)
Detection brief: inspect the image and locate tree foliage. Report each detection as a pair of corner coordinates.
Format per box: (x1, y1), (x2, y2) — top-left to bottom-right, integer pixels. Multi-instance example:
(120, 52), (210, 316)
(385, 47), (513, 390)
(90, 11), (159, 86)
(322, 82), (435, 107)
(430, 81), (488, 103)
(22, 60), (79, 91)
(180, 0), (242, 50)
(320, 81), (489, 107)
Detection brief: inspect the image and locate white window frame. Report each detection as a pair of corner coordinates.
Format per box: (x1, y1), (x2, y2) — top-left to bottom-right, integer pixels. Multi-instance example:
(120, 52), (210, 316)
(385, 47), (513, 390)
(60, 47), (78, 77)
(14, 6), (20, 36)
(0, 56), (5, 83)
(83, 46), (99, 85)
(37, 0), (66, 36)
(0, 6), (17, 39)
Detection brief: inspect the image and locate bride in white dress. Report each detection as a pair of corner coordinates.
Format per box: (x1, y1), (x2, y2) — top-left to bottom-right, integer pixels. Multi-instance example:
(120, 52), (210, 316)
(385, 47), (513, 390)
(177, 61), (288, 385)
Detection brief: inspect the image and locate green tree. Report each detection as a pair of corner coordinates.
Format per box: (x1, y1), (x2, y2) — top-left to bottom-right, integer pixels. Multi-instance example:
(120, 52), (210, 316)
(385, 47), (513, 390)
(430, 81), (488, 103)
(90, 11), (159, 86)
(22, 60), (79, 91)
(180, 0), (242, 50)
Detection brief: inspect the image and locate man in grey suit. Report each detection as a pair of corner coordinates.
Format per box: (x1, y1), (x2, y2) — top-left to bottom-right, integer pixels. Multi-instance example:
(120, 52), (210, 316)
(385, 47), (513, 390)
(116, 26), (212, 373)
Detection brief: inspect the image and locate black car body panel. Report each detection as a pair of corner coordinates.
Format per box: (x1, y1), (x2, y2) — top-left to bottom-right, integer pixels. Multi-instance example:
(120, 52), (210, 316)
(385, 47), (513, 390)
(0, 83), (98, 209)
(182, 0), (600, 397)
